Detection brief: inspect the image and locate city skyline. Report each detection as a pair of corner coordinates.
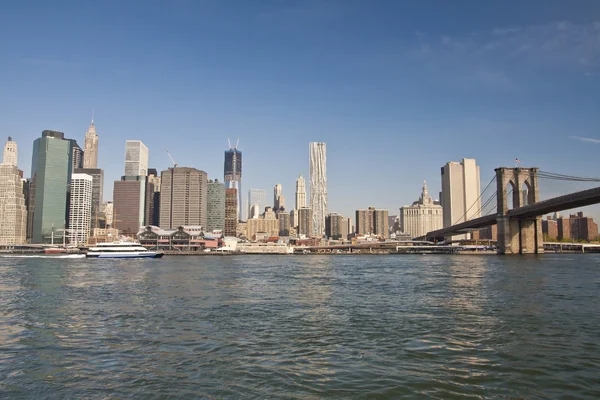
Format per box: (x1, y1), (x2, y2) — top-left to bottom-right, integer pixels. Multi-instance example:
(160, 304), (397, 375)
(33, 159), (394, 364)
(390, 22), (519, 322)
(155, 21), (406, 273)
(1, 1), (599, 223)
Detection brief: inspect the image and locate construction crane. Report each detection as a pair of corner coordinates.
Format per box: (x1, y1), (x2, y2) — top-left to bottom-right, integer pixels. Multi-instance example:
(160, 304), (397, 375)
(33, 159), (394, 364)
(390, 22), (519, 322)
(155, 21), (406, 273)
(165, 149), (178, 168)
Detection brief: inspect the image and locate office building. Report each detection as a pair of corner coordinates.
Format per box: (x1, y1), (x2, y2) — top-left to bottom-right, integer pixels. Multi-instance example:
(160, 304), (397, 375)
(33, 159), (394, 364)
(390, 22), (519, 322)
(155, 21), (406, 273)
(325, 213), (344, 240)
(147, 168), (161, 226)
(102, 201), (114, 227)
(274, 183), (285, 211)
(309, 142), (327, 236)
(69, 139), (84, 170)
(295, 172), (306, 209)
(83, 117), (99, 168)
(30, 130), (73, 243)
(124, 140), (149, 177)
(74, 168), (104, 230)
(69, 173), (93, 244)
(246, 207), (279, 240)
(290, 209), (298, 228)
(441, 158), (481, 240)
(356, 207), (390, 238)
(249, 204), (261, 219)
(247, 189), (267, 220)
(224, 141), (242, 221)
(297, 207), (313, 237)
(207, 179), (225, 232)
(278, 210), (291, 236)
(159, 167), (208, 230)
(225, 188), (238, 237)
(0, 137), (27, 244)
(342, 217), (352, 240)
(113, 177), (147, 235)
(400, 181), (444, 238)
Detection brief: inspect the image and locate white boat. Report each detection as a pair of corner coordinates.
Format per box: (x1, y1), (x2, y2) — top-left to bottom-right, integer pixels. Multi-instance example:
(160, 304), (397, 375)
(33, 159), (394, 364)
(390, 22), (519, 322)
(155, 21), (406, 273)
(86, 241), (164, 259)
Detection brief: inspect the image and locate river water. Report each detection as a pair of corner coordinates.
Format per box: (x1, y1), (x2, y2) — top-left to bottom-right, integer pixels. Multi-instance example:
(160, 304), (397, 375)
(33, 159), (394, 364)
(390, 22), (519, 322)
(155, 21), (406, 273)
(0, 254), (599, 399)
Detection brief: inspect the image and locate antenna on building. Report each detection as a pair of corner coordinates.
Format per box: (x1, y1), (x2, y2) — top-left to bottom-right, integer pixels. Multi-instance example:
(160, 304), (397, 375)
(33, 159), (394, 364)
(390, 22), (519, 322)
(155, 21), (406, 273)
(165, 149), (178, 168)
(235, 138), (239, 149)
(228, 137), (232, 149)
(91, 108), (95, 124)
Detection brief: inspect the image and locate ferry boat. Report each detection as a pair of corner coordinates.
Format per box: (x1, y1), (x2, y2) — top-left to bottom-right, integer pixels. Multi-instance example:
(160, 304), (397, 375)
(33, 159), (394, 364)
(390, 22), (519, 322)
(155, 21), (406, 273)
(86, 241), (164, 259)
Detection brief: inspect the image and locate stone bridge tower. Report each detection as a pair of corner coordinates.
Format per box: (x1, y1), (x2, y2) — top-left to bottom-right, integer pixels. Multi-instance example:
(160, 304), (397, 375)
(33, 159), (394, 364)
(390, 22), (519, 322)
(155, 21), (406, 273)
(495, 167), (544, 254)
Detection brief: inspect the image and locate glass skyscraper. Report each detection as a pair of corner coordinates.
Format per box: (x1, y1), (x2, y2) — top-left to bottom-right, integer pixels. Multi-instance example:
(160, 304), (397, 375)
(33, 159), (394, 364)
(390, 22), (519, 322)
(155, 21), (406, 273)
(224, 143), (242, 220)
(30, 130), (73, 244)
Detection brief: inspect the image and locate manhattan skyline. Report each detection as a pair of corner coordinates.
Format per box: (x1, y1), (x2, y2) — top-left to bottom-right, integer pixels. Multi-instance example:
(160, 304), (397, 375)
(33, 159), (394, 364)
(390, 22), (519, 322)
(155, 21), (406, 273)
(1, 1), (599, 222)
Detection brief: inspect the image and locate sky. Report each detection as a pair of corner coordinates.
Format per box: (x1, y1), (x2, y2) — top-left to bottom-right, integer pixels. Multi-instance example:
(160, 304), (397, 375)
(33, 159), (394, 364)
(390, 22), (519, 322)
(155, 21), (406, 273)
(1, 0), (600, 223)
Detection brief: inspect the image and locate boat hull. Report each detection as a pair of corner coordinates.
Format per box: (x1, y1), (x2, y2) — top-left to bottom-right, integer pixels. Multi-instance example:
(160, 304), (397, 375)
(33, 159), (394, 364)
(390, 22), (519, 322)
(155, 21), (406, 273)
(86, 252), (164, 259)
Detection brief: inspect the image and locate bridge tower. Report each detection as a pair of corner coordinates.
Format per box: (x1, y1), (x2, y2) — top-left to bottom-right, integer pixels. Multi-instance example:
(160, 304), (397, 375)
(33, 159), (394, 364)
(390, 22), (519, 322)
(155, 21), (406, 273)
(495, 167), (544, 254)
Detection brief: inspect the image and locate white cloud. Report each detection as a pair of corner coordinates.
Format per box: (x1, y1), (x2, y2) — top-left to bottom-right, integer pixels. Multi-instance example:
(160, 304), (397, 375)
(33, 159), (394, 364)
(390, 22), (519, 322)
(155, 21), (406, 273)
(570, 136), (600, 144)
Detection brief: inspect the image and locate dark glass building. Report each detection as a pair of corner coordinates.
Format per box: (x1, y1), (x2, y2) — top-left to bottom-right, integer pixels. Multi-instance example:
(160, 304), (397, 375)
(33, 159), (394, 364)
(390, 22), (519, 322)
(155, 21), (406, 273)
(224, 144), (242, 221)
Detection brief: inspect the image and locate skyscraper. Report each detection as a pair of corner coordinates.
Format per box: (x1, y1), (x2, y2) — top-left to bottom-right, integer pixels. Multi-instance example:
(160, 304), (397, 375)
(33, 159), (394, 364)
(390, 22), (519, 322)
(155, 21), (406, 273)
(309, 142), (327, 236)
(124, 140), (149, 177)
(325, 213), (344, 240)
(224, 188), (238, 237)
(247, 189), (266, 219)
(441, 158), (481, 240)
(83, 116), (99, 168)
(74, 168), (104, 230)
(147, 168), (161, 226)
(274, 183), (284, 211)
(69, 139), (84, 171)
(207, 179), (225, 232)
(3, 137), (17, 167)
(69, 173), (93, 244)
(400, 181), (443, 238)
(113, 177), (146, 235)
(30, 130), (73, 244)
(297, 207), (313, 237)
(0, 137), (27, 244)
(159, 167), (208, 229)
(295, 173), (306, 209)
(355, 207), (389, 238)
(224, 140), (242, 221)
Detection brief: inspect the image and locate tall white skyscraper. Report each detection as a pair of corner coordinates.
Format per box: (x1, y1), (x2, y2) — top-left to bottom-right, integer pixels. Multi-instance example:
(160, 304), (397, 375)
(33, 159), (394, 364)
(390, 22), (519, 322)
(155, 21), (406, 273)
(69, 173), (93, 244)
(0, 137), (27, 244)
(309, 142), (327, 237)
(295, 173), (306, 209)
(3, 137), (17, 167)
(83, 115), (99, 169)
(274, 183), (285, 210)
(124, 140), (149, 176)
(441, 158), (481, 240)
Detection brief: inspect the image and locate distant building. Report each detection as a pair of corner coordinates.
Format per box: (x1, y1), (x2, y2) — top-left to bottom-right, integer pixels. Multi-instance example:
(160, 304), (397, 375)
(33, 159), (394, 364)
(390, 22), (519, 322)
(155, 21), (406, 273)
(325, 213), (344, 240)
(69, 173), (93, 244)
(356, 207), (389, 238)
(400, 181), (443, 238)
(247, 189), (266, 221)
(0, 137), (27, 244)
(113, 177), (146, 235)
(3, 137), (17, 167)
(273, 183), (285, 211)
(146, 168), (161, 226)
(542, 217), (558, 241)
(30, 130), (73, 244)
(557, 217), (571, 241)
(309, 142), (327, 236)
(295, 173), (307, 209)
(246, 207), (279, 240)
(102, 202), (114, 227)
(297, 207), (313, 237)
(207, 179), (225, 232)
(83, 117), (99, 168)
(249, 204), (261, 219)
(74, 168), (104, 230)
(124, 140), (149, 177)
(225, 188), (238, 237)
(441, 158), (481, 240)
(290, 208), (298, 228)
(69, 139), (84, 170)
(159, 167), (208, 230)
(278, 210), (291, 237)
(224, 142), (242, 221)
(569, 212), (598, 242)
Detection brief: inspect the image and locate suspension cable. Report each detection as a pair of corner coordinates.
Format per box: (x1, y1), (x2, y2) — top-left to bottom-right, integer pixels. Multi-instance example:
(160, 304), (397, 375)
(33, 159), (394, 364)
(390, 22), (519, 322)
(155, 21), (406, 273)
(452, 176), (496, 225)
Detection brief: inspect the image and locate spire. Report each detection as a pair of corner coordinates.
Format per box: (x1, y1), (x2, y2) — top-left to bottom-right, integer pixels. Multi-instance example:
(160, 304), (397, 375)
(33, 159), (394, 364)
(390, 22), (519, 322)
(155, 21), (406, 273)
(91, 108), (95, 125)
(422, 180), (428, 198)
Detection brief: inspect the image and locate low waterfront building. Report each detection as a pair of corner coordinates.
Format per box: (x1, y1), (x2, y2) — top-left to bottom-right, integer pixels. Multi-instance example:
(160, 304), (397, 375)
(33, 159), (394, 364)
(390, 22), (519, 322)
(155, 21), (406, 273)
(137, 225), (219, 251)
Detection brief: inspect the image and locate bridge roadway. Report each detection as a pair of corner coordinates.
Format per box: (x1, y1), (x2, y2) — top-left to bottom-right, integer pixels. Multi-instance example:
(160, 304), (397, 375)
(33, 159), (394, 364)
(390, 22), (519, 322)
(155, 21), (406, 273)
(424, 185), (600, 239)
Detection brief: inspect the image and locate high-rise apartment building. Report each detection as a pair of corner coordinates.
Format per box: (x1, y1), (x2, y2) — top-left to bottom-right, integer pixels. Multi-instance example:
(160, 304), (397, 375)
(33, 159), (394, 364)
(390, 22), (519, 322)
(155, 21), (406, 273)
(247, 189), (267, 219)
(69, 173), (93, 244)
(0, 137), (27, 244)
(325, 213), (344, 240)
(207, 179), (225, 232)
(441, 158), (481, 239)
(356, 207), (389, 238)
(225, 188), (238, 237)
(69, 139), (84, 170)
(83, 117), (99, 168)
(295, 173), (306, 209)
(113, 177), (146, 235)
(278, 210), (291, 236)
(309, 142), (327, 237)
(124, 140), (149, 177)
(30, 130), (73, 243)
(400, 181), (444, 238)
(147, 168), (161, 226)
(224, 142), (242, 221)
(159, 167), (208, 230)
(274, 183), (284, 211)
(297, 207), (313, 237)
(74, 168), (104, 230)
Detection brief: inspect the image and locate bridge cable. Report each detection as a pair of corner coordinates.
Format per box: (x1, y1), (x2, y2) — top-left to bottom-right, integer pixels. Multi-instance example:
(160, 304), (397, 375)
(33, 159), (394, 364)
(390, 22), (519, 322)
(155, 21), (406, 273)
(452, 175), (497, 225)
(538, 171), (600, 183)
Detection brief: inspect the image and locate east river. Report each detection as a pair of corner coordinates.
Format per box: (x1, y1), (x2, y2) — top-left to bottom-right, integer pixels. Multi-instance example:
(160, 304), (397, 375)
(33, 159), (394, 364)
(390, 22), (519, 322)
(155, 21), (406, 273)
(1, 254), (599, 399)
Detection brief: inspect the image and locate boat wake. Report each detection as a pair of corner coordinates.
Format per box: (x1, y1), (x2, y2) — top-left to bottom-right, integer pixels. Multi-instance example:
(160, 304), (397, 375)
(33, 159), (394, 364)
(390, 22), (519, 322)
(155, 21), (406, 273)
(0, 254), (86, 259)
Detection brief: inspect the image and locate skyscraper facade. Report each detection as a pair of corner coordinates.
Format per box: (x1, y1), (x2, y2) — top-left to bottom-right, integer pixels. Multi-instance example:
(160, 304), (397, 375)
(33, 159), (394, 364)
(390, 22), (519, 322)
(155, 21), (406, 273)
(69, 173), (93, 244)
(207, 179), (225, 232)
(74, 168), (104, 230)
(147, 168), (161, 226)
(113, 178), (145, 235)
(355, 207), (389, 238)
(69, 140), (84, 170)
(273, 183), (285, 211)
(278, 210), (291, 237)
(441, 158), (481, 239)
(0, 137), (27, 244)
(295, 173), (306, 209)
(159, 167), (208, 229)
(309, 142), (327, 237)
(325, 213), (344, 240)
(247, 189), (266, 219)
(297, 207), (313, 237)
(30, 130), (73, 243)
(224, 188), (238, 237)
(83, 118), (99, 168)
(124, 140), (149, 177)
(224, 143), (242, 221)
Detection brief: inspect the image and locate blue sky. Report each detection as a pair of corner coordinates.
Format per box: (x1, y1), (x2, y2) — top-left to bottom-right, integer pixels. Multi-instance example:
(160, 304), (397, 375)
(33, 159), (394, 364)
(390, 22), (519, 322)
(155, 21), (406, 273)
(1, 0), (600, 222)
